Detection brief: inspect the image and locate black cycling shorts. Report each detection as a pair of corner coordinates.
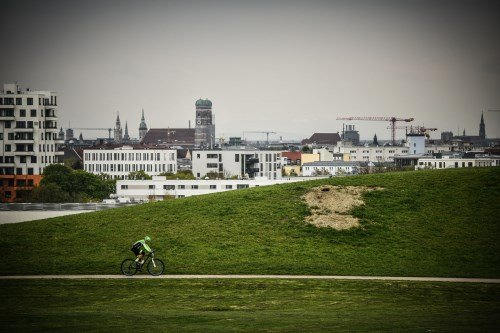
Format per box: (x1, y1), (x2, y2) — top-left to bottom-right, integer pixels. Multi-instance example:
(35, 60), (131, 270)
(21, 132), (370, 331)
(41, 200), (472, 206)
(131, 242), (144, 256)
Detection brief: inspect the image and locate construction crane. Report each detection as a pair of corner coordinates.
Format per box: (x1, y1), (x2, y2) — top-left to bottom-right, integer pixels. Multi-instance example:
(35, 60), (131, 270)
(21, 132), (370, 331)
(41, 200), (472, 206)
(387, 125), (437, 138)
(337, 116), (414, 145)
(71, 127), (113, 139)
(243, 131), (277, 145)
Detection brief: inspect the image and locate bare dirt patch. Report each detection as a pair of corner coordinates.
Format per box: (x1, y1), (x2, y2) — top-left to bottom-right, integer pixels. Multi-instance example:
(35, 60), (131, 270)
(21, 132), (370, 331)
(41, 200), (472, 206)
(302, 185), (381, 230)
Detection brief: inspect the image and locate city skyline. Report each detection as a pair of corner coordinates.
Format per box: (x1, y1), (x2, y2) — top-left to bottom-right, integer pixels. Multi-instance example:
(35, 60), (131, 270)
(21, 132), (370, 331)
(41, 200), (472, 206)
(2, 0), (499, 141)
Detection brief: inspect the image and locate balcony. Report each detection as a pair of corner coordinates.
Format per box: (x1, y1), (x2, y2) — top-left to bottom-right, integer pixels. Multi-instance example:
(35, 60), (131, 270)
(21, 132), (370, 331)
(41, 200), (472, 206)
(54, 138), (65, 144)
(55, 151), (65, 155)
(245, 157), (259, 164)
(14, 151), (35, 156)
(44, 108), (57, 118)
(245, 167), (260, 175)
(0, 108), (15, 120)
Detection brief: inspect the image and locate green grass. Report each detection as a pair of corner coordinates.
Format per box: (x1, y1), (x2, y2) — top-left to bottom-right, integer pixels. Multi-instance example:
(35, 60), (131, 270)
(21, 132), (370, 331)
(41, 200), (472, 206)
(1, 279), (499, 332)
(0, 167), (499, 277)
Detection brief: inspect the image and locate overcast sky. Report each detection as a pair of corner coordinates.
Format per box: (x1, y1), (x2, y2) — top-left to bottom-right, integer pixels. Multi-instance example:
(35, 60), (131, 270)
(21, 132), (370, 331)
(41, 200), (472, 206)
(2, 0), (499, 141)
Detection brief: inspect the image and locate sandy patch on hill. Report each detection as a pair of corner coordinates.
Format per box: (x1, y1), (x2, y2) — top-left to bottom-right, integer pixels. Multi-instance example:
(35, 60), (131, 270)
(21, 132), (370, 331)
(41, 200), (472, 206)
(302, 185), (381, 230)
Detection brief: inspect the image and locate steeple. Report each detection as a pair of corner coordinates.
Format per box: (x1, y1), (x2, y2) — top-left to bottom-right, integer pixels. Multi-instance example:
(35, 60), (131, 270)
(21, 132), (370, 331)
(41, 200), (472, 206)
(479, 111), (486, 140)
(139, 109), (148, 142)
(124, 121), (130, 141)
(114, 112), (123, 143)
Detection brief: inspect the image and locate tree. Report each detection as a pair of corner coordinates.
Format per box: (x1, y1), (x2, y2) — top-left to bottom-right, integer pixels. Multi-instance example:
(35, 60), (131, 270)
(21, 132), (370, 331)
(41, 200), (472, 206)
(128, 170), (152, 180)
(40, 164), (72, 190)
(301, 145), (311, 153)
(30, 183), (71, 203)
(203, 171), (222, 179)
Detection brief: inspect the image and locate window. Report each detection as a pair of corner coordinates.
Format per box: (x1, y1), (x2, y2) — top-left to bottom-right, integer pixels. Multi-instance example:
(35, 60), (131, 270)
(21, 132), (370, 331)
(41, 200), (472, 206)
(163, 185), (175, 190)
(178, 185), (185, 189)
(191, 185), (198, 189)
(225, 185), (232, 189)
(20, 109), (26, 117)
(27, 98), (33, 105)
(235, 154), (239, 162)
(207, 154), (218, 159)
(121, 185), (128, 189)
(148, 185), (155, 189)
(237, 184), (249, 189)
(207, 163), (218, 168)
(209, 185), (216, 189)
(30, 109), (36, 117)
(5, 145), (11, 152)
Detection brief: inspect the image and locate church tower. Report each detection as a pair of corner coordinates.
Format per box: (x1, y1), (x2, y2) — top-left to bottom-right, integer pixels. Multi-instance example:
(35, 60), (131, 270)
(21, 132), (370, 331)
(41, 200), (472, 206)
(123, 121), (130, 142)
(114, 113), (123, 143)
(139, 109), (148, 142)
(194, 98), (215, 148)
(479, 112), (486, 140)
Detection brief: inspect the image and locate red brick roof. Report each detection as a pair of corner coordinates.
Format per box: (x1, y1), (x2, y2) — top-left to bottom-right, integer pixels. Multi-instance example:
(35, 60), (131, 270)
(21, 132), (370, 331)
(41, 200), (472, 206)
(142, 128), (195, 146)
(301, 133), (341, 145)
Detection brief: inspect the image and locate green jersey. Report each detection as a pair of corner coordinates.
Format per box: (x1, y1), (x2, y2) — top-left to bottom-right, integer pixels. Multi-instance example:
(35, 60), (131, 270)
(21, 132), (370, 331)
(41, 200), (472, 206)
(133, 239), (152, 253)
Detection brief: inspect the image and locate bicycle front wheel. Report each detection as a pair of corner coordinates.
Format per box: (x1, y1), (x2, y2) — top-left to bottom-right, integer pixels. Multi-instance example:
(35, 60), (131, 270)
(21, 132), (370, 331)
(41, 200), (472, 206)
(121, 259), (138, 276)
(147, 258), (165, 276)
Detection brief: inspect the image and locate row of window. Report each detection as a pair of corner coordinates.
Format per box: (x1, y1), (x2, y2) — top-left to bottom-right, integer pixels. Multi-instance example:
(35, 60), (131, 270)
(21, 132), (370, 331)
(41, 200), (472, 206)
(84, 152), (175, 162)
(121, 184), (250, 190)
(85, 163), (175, 174)
(0, 167), (35, 175)
(0, 120), (57, 129)
(0, 179), (35, 187)
(0, 96), (57, 106)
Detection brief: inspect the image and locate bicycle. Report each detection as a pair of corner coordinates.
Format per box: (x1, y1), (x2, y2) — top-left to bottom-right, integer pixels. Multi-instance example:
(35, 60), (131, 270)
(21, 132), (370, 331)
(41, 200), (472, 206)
(121, 251), (165, 276)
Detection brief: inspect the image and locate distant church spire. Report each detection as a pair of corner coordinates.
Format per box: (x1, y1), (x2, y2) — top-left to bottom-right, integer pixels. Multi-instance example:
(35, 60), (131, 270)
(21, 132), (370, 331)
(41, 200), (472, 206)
(479, 111), (486, 140)
(114, 112), (123, 143)
(139, 109), (148, 142)
(124, 121), (130, 141)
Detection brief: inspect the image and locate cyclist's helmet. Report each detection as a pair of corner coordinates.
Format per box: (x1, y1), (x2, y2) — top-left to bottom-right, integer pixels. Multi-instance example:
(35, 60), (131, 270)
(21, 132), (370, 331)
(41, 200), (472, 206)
(144, 236), (151, 242)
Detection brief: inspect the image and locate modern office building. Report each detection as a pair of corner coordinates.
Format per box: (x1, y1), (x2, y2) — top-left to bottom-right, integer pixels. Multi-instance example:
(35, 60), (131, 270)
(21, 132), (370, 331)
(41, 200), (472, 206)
(83, 145), (177, 179)
(302, 161), (361, 176)
(0, 83), (64, 202)
(192, 149), (282, 180)
(115, 176), (305, 201)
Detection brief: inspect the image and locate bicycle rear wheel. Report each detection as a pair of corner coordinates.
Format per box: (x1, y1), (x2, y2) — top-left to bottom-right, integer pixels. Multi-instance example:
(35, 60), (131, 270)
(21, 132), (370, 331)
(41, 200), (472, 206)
(121, 259), (138, 276)
(147, 258), (165, 276)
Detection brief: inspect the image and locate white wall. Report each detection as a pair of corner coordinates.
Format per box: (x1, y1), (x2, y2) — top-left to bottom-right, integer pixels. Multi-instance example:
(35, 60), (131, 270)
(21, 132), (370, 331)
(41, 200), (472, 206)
(191, 150), (282, 180)
(83, 146), (177, 179)
(116, 177), (304, 201)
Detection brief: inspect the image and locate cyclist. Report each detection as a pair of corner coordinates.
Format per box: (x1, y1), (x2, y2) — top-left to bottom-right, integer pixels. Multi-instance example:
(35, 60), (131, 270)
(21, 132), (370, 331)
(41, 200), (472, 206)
(131, 236), (152, 269)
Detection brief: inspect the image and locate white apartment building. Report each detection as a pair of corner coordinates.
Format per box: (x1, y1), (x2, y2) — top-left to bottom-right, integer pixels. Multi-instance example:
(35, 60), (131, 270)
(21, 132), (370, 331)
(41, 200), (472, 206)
(302, 161), (361, 176)
(83, 146), (177, 179)
(116, 176), (305, 201)
(192, 149), (282, 180)
(0, 83), (63, 201)
(416, 155), (500, 170)
(332, 134), (455, 163)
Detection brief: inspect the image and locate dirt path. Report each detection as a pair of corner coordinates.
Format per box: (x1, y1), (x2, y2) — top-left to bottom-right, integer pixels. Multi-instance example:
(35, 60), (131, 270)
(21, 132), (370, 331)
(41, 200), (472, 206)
(1, 275), (498, 283)
(302, 185), (381, 229)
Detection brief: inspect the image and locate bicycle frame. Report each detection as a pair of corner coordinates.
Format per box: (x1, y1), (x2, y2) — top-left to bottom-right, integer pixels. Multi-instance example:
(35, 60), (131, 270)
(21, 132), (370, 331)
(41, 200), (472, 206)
(141, 252), (158, 268)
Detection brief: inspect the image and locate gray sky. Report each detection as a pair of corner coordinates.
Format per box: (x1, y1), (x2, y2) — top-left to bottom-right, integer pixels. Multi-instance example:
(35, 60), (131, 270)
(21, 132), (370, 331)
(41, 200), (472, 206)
(2, 0), (499, 141)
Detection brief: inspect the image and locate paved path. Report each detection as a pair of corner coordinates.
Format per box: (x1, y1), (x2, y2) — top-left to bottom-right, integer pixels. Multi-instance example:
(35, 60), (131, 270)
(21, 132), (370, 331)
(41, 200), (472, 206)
(1, 275), (499, 283)
(0, 211), (89, 224)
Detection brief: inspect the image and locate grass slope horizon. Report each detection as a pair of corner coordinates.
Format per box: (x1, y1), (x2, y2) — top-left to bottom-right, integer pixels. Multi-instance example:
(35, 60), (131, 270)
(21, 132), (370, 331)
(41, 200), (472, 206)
(1, 168), (499, 277)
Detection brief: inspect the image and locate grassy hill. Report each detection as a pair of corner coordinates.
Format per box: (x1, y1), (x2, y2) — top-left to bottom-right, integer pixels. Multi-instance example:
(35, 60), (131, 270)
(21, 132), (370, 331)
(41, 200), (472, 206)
(1, 167), (499, 277)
